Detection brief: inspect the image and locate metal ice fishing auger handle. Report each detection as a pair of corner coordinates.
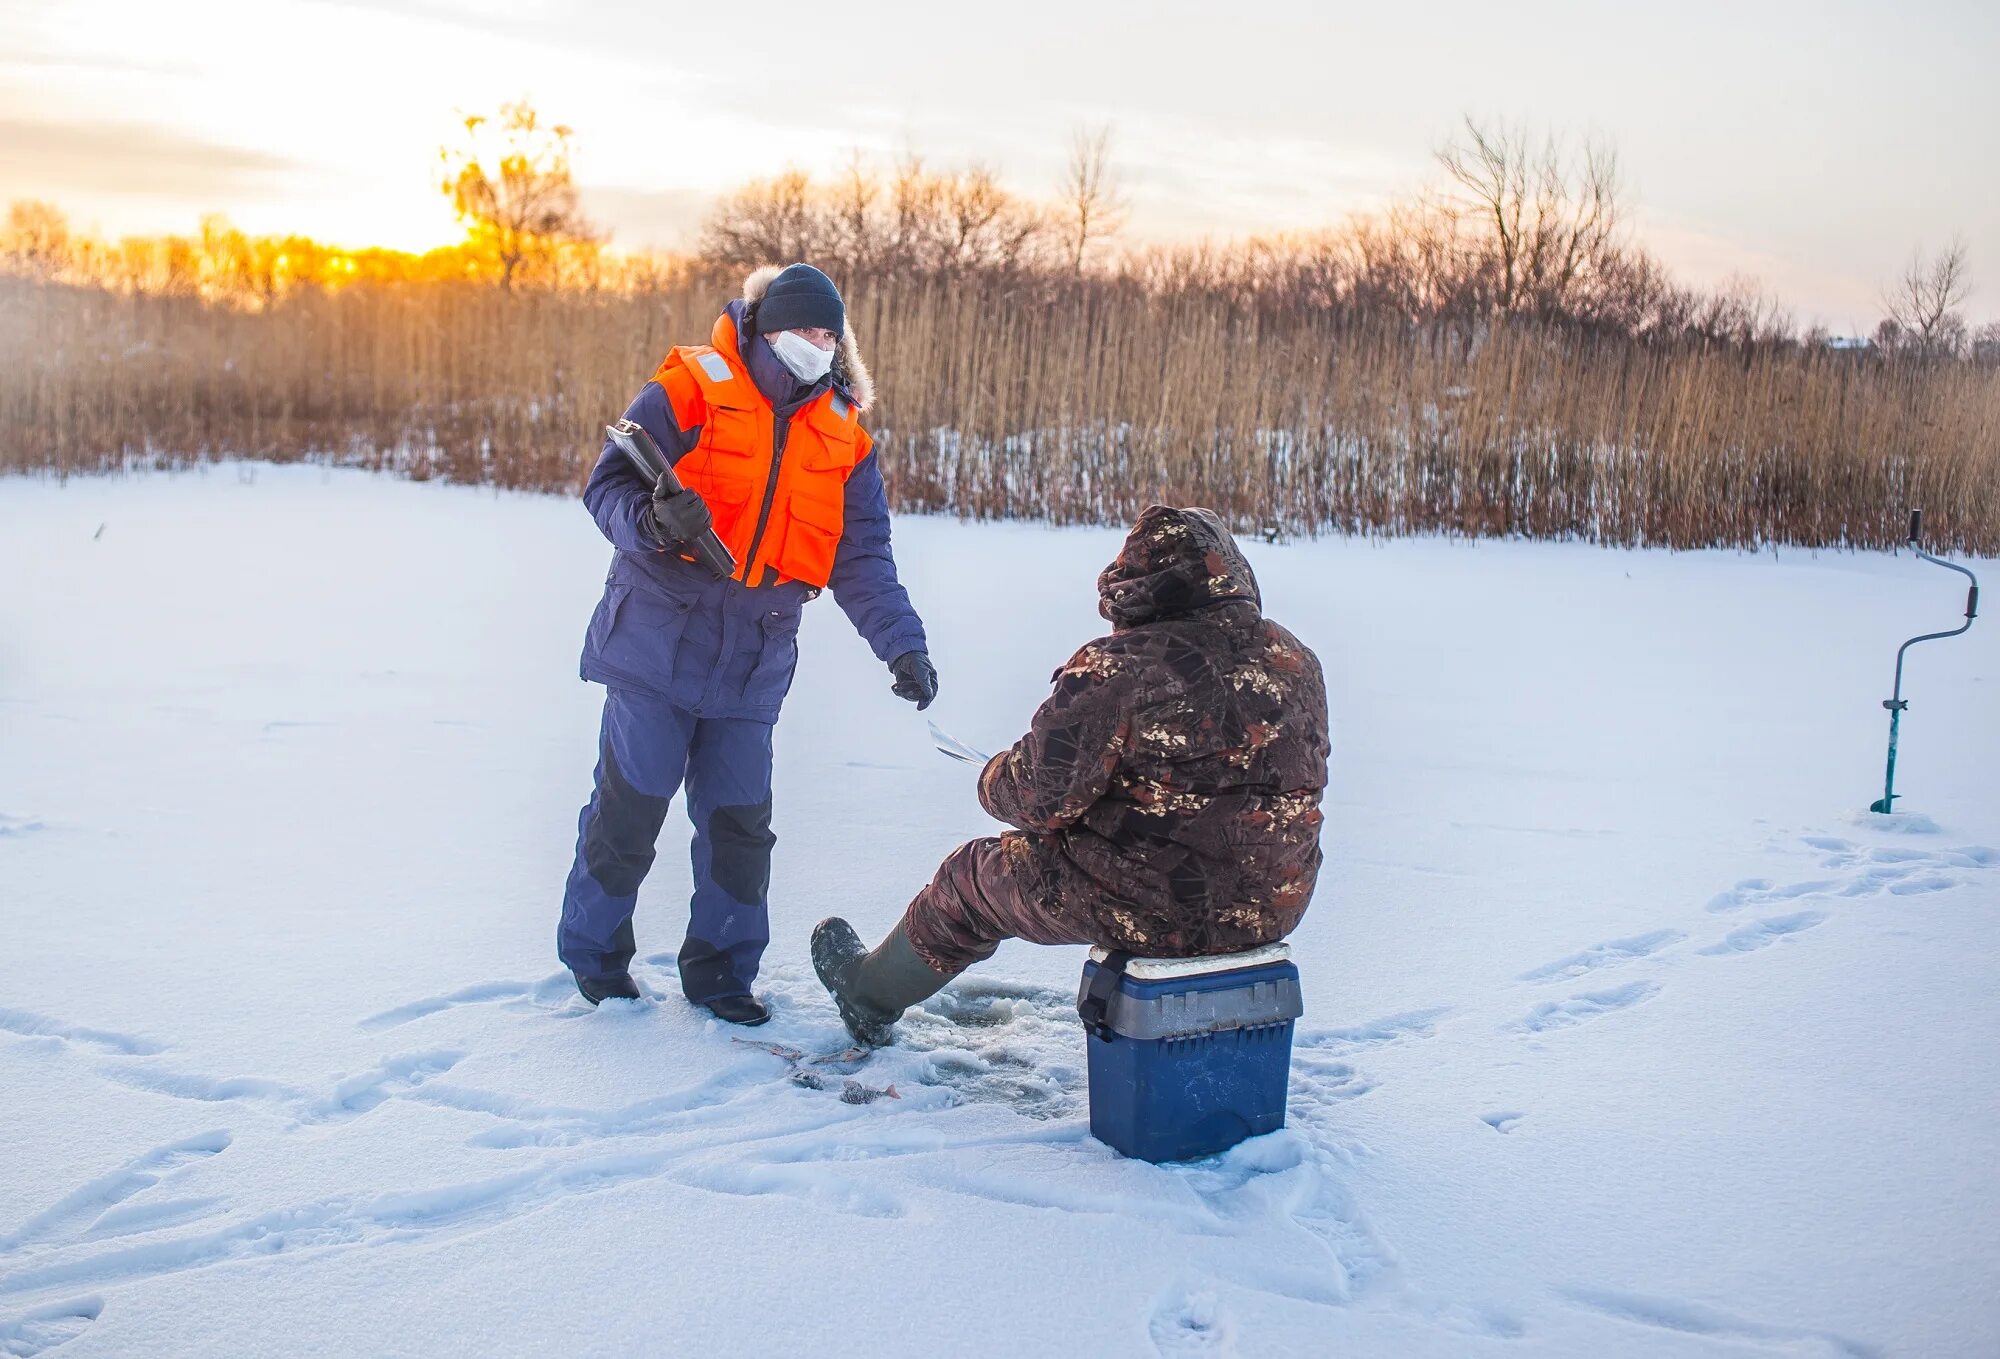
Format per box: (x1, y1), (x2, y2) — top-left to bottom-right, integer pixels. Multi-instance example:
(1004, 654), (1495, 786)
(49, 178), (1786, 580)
(1910, 511), (1979, 624)
(605, 420), (740, 580)
(1890, 510), (1981, 700)
(1871, 508), (1980, 813)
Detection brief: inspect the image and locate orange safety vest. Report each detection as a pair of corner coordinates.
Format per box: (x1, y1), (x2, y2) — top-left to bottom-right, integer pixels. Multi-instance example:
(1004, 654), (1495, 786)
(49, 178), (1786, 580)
(650, 312), (869, 589)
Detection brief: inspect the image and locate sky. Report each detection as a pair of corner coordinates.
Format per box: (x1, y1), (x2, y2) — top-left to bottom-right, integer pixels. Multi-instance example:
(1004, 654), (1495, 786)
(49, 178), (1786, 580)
(2, 0), (1996, 331)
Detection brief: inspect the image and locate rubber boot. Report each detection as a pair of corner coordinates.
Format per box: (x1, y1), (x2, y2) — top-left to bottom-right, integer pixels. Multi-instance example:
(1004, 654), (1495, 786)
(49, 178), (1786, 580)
(812, 918), (953, 1047)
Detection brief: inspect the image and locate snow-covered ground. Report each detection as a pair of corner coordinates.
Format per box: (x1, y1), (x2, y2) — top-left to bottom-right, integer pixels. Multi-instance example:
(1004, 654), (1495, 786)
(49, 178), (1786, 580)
(2, 464), (1995, 1358)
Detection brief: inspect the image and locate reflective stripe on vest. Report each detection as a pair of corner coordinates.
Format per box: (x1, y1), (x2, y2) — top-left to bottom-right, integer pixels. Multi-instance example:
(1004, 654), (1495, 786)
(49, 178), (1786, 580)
(651, 319), (864, 589)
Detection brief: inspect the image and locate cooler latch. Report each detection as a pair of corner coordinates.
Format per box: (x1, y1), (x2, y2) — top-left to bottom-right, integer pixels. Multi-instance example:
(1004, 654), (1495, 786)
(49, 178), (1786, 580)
(1077, 950), (1134, 1041)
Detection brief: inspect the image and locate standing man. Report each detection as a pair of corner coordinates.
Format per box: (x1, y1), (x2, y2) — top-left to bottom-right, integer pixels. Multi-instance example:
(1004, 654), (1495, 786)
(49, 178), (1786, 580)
(561, 263), (936, 1025)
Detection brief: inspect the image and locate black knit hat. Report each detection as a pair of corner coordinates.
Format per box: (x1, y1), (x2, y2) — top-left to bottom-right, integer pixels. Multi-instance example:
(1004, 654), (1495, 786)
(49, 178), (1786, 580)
(754, 263), (845, 337)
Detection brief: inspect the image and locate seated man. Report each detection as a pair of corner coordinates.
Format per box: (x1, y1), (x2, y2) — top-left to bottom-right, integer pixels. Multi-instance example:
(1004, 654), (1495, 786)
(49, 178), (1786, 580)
(814, 505), (1330, 1046)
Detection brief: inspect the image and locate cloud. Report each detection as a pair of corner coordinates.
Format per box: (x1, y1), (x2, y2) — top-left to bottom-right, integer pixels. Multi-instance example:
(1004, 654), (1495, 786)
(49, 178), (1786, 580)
(1639, 216), (1886, 333)
(0, 117), (300, 203)
(0, 49), (196, 78)
(579, 183), (715, 251)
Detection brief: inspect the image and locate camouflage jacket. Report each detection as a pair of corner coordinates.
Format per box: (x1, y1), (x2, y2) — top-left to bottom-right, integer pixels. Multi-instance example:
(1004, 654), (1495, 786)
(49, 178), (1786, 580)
(977, 506), (1330, 956)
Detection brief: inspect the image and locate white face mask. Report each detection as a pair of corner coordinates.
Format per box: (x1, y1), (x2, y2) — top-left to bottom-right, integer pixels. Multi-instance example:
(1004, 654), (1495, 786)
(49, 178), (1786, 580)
(768, 329), (836, 383)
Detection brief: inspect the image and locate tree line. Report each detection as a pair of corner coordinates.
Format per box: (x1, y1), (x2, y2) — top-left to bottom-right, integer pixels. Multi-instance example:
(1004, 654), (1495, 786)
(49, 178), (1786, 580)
(1, 106), (1995, 551)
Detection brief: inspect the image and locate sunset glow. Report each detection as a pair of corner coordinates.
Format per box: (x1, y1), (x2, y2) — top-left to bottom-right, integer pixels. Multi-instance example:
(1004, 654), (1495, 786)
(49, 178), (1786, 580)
(3, 0), (1996, 327)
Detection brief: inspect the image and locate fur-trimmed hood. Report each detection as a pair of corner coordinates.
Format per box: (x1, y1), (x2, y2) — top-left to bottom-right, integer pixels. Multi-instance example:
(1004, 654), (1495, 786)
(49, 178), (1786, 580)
(739, 264), (875, 412)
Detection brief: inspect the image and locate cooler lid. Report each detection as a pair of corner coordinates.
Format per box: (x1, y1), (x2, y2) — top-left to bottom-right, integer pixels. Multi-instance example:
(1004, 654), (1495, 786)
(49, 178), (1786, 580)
(1087, 941), (1291, 981)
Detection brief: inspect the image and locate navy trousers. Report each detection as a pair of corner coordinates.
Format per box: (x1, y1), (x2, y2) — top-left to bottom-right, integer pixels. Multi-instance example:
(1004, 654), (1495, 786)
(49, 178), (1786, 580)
(558, 686), (776, 1003)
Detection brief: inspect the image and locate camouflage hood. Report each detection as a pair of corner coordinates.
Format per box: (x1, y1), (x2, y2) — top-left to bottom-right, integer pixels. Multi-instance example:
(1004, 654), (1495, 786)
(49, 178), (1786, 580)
(1097, 506), (1262, 629)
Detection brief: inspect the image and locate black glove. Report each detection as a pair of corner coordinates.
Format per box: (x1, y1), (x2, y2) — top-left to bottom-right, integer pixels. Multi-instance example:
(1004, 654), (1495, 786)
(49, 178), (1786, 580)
(644, 486), (713, 554)
(889, 651), (938, 711)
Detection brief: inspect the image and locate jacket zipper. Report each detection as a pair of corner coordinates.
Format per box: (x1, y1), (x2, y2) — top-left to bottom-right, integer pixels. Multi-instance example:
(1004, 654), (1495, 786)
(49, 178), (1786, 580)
(739, 414), (791, 585)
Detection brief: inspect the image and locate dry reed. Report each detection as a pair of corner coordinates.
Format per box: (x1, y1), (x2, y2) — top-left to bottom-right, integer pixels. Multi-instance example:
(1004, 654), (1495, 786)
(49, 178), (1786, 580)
(4, 271), (1995, 551)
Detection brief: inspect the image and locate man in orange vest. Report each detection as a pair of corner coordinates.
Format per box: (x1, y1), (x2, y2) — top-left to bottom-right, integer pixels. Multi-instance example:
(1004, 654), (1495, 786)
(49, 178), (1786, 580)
(560, 264), (935, 1025)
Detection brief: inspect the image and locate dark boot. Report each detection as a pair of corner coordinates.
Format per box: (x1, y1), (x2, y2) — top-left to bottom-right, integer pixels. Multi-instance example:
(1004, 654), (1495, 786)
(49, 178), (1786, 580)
(703, 994), (771, 1026)
(812, 918), (952, 1047)
(574, 971), (642, 1006)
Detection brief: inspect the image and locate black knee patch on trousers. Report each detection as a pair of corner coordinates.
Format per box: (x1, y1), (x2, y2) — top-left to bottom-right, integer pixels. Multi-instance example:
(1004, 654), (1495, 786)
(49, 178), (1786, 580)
(707, 801), (775, 905)
(584, 745), (673, 898)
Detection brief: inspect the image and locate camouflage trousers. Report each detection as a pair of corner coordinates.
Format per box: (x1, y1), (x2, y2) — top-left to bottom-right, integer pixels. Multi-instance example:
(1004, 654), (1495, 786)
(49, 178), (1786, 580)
(899, 836), (1097, 976)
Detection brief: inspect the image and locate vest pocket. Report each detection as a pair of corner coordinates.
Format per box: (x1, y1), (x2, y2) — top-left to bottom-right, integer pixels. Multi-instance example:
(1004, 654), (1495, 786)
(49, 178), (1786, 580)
(702, 404), (762, 450)
(800, 396), (861, 469)
(778, 490), (843, 586)
(682, 410), (763, 543)
(800, 425), (860, 472)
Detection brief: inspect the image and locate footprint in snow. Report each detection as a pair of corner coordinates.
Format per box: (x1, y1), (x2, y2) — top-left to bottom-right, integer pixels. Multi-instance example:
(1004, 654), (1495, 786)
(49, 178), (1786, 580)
(1295, 1007), (1451, 1055)
(0, 814), (45, 838)
(79, 1197), (228, 1243)
(1705, 877), (1772, 911)
(1699, 911), (1827, 955)
(0, 1008), (165, 1057)
(0, 1131), (232, 1254)
(1889, 873), (1963, 895)
(1516, 929), (1684, 984)
(98, 1050), (464, 1126)
(1512, 981), (1660, 1034)
(0, 1298), (103, 1357)
(1708, 833), (1988, 934)
(1707, 878), (1838, 913)
(1480, 1111), (1525, 1134)
(1284, 1011), (1448, 1106)
(1561, 1287), (1879, 1358)
(1828, 818), (1999, 870)
(1289, 1054), (1376, 1104)
(306, 1050), (467, 1121)
(1858, 846), (1935, 864)
(357, 975), (576, 1032)
(1148, 1286), (1236, 1356)
(1848, 809), (1941, 836)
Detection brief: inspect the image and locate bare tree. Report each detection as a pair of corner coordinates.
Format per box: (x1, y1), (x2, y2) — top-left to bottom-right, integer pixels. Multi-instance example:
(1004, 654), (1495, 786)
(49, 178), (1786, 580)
(943, 170), (999, 264)
(700, 154), (1057, 277)
(700, 169), (830, 268)
(1059, 125), (1127, 274)
(441, 102), (602, 293)
(943, 165), (1052, 271)
(829, 150), (881, 275)
(884, 151), (941, 270)
(1971, 320), (2000, 366)
(1680, 274), (1794, 348)
(1883, 238), (1971, 357)
(1435, 117), (1624, 321)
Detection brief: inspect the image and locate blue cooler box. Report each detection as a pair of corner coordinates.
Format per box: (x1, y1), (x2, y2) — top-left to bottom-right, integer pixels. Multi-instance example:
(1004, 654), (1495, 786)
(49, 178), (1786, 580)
(1076, 943), (1303, 1163)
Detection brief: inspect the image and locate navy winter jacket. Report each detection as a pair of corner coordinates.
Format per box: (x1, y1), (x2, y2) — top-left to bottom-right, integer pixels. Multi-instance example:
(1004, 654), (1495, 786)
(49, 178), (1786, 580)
(578, 302), (927, 723)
